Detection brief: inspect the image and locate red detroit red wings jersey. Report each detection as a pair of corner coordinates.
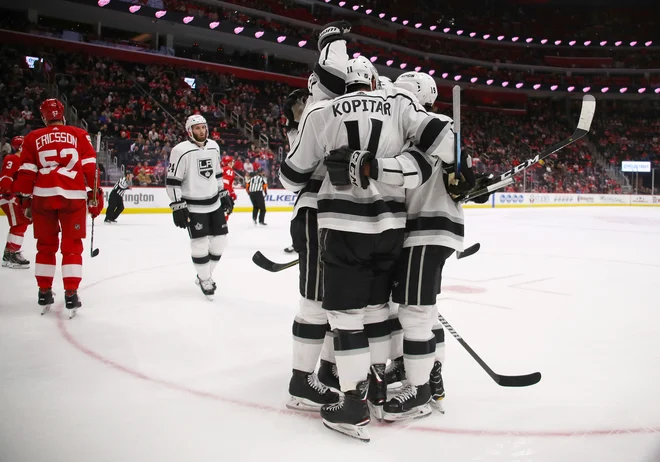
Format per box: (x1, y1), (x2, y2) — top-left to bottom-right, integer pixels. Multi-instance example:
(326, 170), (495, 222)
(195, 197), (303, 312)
(222, 166), (236, 200)
(0, 153), (21, 194)
(13, 125), (98, 200)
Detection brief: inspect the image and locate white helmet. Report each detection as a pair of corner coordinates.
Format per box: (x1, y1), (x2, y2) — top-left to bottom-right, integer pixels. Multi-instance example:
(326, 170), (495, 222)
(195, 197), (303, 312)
(308, 73), (318, 94)
(394, 72), (438, 108)
(378, 76), (393, 90)
(185, 114), (208, 141)
(346, 56), (378, 90)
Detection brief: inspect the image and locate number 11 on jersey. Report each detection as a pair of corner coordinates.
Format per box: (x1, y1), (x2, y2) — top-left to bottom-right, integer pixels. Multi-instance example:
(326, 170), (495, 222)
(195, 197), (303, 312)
(452, 85), (461, 173)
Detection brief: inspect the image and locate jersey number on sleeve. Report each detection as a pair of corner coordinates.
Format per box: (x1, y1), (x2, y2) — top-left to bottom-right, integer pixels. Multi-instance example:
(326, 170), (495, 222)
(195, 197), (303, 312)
(343, 119), (383, 153)
(38, 148), (79, 179)
(5, 161), (12, 170)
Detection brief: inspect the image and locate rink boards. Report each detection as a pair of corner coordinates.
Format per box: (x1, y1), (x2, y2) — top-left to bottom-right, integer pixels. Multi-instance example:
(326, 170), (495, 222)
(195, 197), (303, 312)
(2, 189), (660, 215)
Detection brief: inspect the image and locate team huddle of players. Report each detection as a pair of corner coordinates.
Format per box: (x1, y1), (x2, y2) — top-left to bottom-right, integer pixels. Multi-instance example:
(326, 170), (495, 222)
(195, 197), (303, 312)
(278, 21), (491, 442)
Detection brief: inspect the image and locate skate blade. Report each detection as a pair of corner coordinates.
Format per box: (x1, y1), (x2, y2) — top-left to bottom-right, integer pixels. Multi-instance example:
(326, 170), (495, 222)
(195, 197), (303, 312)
(40, 305), (52, 315)
(322, 419), (370, 442)
(205, 294), (214, 301)
(367, 402), (384, 421)
(383, 403), (433, 422)
(8, 264), (30, 269)
(286, 396), (325, 413)
(68, 308), (78, 319)
(430, 399), (445, 414)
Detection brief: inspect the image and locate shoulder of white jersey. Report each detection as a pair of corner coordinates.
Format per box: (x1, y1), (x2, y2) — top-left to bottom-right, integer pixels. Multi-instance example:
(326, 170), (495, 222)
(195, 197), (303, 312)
(206, 139), (220, 152)
(171, 140), (195, 154)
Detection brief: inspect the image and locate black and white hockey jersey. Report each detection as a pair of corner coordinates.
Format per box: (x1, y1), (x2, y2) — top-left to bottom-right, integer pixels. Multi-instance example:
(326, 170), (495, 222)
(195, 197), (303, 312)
(280, 87), (454, 234)
(166, 139), (223, 214)
(111, 177), (130, 198)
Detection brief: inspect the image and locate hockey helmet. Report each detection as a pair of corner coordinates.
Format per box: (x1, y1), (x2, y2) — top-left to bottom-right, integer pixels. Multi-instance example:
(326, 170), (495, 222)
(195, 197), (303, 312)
(346, 56), (378, 91)
(307, 73), (318, 94)
(378, 76), (393, 90)
(222, 155), (234, 166)
(394, 72), (438, 108)
(11, 136), (24, 151)
(39, 98), (65, 124)
(185, 114), (208, 141)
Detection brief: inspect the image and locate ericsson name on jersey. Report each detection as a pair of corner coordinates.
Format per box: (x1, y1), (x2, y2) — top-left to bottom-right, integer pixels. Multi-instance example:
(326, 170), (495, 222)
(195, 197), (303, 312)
(166, 139), (223, 214)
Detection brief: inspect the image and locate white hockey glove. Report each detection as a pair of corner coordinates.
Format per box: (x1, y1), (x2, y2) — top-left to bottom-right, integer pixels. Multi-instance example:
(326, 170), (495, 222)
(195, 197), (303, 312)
(317, 21), (351, 51)
(324, 146), (375, 189)
(170, 200), (189, 229)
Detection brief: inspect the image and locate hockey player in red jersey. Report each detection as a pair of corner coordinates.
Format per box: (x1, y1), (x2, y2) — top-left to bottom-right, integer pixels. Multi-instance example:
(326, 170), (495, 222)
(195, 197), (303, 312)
(221, 156), (237, 219)
(12, 99), (104, 316)
(1, 136), (32, 269)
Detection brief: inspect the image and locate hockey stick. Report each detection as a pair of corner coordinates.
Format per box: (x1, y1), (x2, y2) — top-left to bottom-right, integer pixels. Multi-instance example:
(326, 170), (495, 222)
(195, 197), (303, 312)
(90, 167), (100, 258)
(461, 95), (596, 203)
(252, 251), (298, 272)
(456, 243), (480, 260)
(452, 85), (461, 175)
(437, 314), (542, 387)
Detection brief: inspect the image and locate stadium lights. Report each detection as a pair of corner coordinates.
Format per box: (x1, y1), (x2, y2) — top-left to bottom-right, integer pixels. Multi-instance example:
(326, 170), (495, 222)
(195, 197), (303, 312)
(600, 41), (607, 46)
(234, 27), (244, 34)
(533, 84), (541, 90)
(555, 40), (562, 45)
(615, 41), (622, 46)
(630, 41), (637, 46)
(370, 56), (377, 62)
(415, 23), (422, 28)
(516, 82), (523, 88)
(526, 38), (533, 43)
(298, 40), (307, 47)
(454, 75), (462, 81)
(129, 5), (141, 13)
(569, 40), (576, 46)
(470, 32), (476, 37)
(183, 16), (193, 24)
(254, 31), (264, 38)
(502, 81), (509, 87)
(338, 1), (345, 6)
(457, 30), (464, 35)
(415, 66), (422, 71)
(483, 34), (490, 39)
(442, 27), (450, 33)
(352, 5), (359, 10)
(442, 72), (449, 78)
(391, 17), (398, 22)
(601, 87), (609, 93)
(540, 39), (547, 44)
(584, 40), (591, 46)
(353, 52), (361, 58)
(550, 85), (558, 91)
(428, 70), (435, 75)
(619, 87), (627, 93)
(655, 88), (660, 94)
(400, 63), (407, 69)
(567, 86), (574, 91)
(155, 10), (166, 18)
(646, 41), (653, 46)
(386, 59), (394, 66)
(324, 0), (330, 2)
(403, 20), (409, 25)
(98, 0), (110, 6)
(638, 88), (646, 93)
(583, 86), (590, 92)
(209, 21), (219, 29)
(486, 79), (493, 85)
(277, 36), (286, 43)
(471, 77), (478, 83)
(365, 9), (372, 14)
(429, 25), (436, 31)
(379, 13), (385, 18)
(497, 36), (504, 41)
(511, 36), (519, 42)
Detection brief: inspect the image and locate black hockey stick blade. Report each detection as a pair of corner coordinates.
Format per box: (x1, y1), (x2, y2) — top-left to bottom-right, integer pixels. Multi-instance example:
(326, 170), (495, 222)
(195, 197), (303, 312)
(91, 248), (99, 258)
(90, 218), (99, 258)
(457, 243), (480, 260)
(252, 251), (298, 272)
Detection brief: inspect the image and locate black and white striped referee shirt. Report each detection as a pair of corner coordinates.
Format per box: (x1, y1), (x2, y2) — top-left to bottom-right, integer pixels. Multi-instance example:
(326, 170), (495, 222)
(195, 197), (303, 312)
(112, 177), (131, 197)
(247, 175), (266, 194)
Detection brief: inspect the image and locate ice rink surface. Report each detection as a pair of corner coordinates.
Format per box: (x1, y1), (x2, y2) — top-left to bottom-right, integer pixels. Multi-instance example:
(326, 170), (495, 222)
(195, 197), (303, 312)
(1, 206), (659, 462)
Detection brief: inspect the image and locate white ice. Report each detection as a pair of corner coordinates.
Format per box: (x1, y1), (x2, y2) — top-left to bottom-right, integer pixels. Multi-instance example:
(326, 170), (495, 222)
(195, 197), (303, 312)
(1, 207), (660, 462)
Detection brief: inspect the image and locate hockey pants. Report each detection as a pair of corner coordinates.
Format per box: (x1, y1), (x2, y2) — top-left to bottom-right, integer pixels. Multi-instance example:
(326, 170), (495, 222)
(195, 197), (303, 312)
(2, 201), (30, 252)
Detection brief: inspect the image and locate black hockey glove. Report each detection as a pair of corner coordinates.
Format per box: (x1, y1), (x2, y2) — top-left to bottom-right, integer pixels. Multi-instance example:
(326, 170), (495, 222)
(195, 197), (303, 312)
(467, 173), (494, 204)
(219, 189), (234, 214)
(283, 88), (310, 130)
(324, 146), (375, 189)
(169, 200), (189, 229)
(317, 21), (351, 51)
(442, 151), (476, 202)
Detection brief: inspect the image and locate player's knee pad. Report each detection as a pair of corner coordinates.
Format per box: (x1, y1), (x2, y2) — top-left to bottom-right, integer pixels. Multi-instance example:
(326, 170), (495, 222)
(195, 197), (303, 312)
(364, 303), (390, 325)
(297, 298), (326, 325)
(61, 238), (83, 256)
(327, 309), (365, 331)
(190, 237), (208, 257)
(36, 235), (59, 254)
(398, 304), (437, 339)
(208, 234), (227, 257)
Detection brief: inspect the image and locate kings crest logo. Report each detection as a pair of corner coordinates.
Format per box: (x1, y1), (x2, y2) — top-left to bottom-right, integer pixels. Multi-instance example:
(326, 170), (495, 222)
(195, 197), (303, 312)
(197, 158), (214, 180)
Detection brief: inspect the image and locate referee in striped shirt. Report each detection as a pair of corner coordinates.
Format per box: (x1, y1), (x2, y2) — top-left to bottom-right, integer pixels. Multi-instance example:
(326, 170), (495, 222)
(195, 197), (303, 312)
(105, 172), (133, 224)
(246, 170), (267, 225)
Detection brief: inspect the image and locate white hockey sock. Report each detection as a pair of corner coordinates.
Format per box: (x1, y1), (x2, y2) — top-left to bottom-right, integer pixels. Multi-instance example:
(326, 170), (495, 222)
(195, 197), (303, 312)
(327, 309), (370, 392)
(389, 304), (404, 360)
(292, 299), (327, 373)
(364, 303), (391, 365)
(432, 319), (446, 364)
(190, 237), (212, 281)
(320, 326), (336, 363)
(208, 235), (228, 276)
(400, 304), (437, 386)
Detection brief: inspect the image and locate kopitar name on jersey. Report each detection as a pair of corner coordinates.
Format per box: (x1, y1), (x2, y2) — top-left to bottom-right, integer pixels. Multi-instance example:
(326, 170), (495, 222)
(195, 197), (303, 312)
(331, 99), (392, 117)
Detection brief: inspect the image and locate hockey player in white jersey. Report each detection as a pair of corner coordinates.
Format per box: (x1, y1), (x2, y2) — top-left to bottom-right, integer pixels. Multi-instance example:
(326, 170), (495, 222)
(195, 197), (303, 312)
(166, 115), (234, 299)
(280, 59), (454, 441)
(282, 22), (353, 412)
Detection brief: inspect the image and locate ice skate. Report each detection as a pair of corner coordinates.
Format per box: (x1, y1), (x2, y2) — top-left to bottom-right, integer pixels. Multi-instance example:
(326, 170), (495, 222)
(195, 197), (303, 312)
(429, 360), (445, 413)
(2, 249), (10, 267)
(318, 359), (340, 390)
(196, 276), (217, 291)
(385, 356), (406, 391)
(367, 363), (386, 421)
(284, 245), (295, 253)
(65, 291), (82, 319)
(196, 277), (215, 300)
(38, 288), (55, 315)
(287, 370), (340, 412)
(321, 380), (370, 442)
(383, 382), (432, 422)
(8, 251), (30, 269)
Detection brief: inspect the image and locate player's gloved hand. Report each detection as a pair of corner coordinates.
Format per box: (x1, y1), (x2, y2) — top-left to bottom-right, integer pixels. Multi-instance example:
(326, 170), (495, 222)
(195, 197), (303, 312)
(219, 189), (234, 214)
(229, 190), (237, 202)
(317, 21), (351, 51)
(324, 146), (375, 189)
(442, 151), (476, 202)
(169, 200), (189, 229)
(466, 173), (494, 204)
(16, 194), (32, 220)
(87, 188), (104, 218)
(283, 88), (310, 130)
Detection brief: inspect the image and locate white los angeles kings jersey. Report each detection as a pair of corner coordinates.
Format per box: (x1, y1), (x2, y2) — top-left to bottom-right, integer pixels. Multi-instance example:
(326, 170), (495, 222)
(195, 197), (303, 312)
(166, 139), (223, 214)
(280, 86), (454, 234)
